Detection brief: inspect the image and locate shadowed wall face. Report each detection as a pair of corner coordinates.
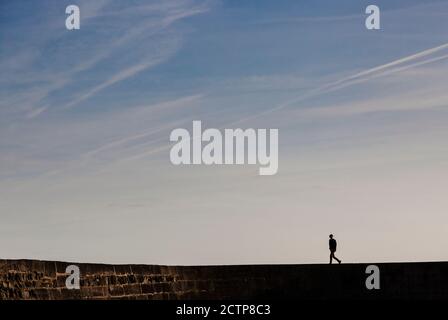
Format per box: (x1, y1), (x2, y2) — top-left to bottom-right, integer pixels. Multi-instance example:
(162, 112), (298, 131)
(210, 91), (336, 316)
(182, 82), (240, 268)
(1, 260), (447, 300)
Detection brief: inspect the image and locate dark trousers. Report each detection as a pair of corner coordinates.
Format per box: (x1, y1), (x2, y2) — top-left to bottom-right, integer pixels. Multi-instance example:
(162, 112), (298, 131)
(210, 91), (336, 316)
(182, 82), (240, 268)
(330, 250), (341, 264)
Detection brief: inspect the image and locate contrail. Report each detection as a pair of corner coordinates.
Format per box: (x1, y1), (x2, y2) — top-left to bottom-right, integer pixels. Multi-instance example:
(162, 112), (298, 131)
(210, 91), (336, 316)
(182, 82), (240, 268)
(82, 118), (190, 159)
(227, 42), (448, 126)
(341, 42), (448, 81)
(40, 42), (448, 171)
(117, 42), (448, 163)
(326, 52), (448, 94)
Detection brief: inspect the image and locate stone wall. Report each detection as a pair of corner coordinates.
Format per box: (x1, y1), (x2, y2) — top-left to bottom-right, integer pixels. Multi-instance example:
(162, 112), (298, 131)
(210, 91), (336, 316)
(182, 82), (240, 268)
(0, 259), (447, 300)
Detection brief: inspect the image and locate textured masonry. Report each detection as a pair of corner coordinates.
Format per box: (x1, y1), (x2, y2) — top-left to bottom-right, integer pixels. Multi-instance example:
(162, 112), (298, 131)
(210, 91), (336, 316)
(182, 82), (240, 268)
(0, 259), (447, 300)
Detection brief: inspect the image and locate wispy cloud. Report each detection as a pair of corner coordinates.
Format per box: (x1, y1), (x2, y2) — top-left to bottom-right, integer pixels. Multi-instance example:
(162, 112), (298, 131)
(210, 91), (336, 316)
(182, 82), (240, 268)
(63, 57), (174, 110)
(227, 41), (448, 125)
(4, 94), (203, 182)
(1, 0), (212, 118)
(80, 94), (203, 159)
(111, 42), (448, 162)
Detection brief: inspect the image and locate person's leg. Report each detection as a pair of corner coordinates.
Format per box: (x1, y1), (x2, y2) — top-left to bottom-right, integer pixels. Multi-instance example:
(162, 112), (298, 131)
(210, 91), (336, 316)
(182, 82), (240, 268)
(334, 254), (341, 264)
(329, 252), (333, 264)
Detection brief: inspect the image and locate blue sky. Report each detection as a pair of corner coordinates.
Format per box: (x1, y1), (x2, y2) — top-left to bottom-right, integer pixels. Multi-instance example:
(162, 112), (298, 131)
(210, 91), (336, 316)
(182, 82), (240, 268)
(1, 0), (448, 264)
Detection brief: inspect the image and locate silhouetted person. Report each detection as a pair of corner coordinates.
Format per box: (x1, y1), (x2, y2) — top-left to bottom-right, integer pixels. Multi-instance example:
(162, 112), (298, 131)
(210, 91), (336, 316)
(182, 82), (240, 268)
(329, 234), (341, 264)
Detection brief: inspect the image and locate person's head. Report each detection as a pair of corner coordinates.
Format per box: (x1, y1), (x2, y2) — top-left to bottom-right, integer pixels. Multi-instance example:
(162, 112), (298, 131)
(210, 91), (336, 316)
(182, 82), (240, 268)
(329, 234), (333, 239)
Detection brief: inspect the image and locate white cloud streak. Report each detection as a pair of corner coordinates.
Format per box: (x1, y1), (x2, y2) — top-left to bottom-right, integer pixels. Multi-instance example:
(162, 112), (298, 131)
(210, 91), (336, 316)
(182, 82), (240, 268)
(2, 0), (211, 118)
(229, 41), (448, 125)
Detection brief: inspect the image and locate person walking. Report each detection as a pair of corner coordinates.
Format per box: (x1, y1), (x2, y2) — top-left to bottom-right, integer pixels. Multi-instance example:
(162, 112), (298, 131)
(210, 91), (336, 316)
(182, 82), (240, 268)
(329, 234), (341, 264)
